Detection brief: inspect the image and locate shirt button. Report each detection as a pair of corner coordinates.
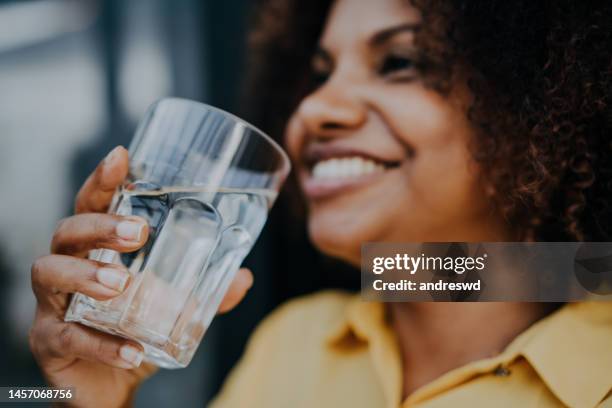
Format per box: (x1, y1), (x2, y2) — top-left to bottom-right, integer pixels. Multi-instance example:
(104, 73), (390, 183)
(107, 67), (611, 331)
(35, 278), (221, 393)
(493, 365), (511, 377)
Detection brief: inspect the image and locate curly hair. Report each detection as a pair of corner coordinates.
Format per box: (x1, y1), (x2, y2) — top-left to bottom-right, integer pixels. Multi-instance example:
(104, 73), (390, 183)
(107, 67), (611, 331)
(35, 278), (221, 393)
(243, 0), (612, 241)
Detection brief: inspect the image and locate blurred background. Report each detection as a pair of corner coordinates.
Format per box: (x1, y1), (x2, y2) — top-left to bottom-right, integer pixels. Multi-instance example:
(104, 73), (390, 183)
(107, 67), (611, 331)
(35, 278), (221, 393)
(0, 0), (357, 406)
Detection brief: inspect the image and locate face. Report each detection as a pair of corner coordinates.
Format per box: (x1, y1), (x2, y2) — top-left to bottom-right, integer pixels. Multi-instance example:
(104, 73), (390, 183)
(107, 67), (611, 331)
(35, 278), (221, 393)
(285, 0), (510, 265)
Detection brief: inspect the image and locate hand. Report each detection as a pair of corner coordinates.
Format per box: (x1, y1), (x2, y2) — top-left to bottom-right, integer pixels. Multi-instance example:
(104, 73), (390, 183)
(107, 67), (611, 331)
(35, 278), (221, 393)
(29, 146), (254, 408)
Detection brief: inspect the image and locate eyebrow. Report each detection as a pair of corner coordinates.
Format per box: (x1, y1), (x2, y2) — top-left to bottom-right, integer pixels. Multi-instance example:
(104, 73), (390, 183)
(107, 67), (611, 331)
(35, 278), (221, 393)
(369, 23), (420, 46)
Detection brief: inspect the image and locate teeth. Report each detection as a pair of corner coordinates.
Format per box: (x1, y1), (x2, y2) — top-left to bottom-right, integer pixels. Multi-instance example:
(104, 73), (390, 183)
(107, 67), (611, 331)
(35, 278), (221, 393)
(311, 157), (385, 180)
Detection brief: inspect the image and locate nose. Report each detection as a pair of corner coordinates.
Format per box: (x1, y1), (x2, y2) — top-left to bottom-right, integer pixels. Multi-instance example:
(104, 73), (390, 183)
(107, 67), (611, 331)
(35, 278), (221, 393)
(297, 80), (367, 139)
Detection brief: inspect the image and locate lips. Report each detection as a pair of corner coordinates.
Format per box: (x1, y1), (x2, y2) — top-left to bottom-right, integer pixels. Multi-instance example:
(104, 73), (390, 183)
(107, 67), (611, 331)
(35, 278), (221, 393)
(300, 144), (402, 200)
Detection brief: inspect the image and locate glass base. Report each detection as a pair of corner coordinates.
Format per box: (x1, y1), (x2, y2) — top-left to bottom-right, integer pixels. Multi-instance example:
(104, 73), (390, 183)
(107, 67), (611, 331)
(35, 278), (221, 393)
(65, 294), (193, 369)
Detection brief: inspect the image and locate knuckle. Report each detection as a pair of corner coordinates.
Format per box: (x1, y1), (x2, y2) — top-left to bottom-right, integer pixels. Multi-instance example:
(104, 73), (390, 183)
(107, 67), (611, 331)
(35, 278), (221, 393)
(30, 256), (46, 286)
(29, 316), (55, 360)
(50, 218), (69, 252)
(58, 324), (76, 350)
(93, 214), (112, 240)
(28, 325), (41, 358)
(72, 270), (92, 294)
(94, 336), (108, 359)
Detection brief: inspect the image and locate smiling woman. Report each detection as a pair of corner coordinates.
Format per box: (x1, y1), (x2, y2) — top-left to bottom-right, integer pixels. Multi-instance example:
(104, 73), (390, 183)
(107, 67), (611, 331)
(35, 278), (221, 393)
(26, 0), (612, 406)
(211, 0), (612, 406)
(283, 0), (502, 265)
(246, 0), (612, 244)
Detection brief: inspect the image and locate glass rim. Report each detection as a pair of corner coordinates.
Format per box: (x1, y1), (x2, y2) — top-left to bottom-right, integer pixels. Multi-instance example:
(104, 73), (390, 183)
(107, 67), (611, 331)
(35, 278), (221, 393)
(153, 97), (292, 178)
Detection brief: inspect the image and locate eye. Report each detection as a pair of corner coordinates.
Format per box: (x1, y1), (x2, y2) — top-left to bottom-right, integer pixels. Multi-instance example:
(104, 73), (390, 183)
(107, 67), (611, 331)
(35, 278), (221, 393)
(309, 50), (333, 89)
(378, 55), (416, 79)
(310, 69), (330, 88)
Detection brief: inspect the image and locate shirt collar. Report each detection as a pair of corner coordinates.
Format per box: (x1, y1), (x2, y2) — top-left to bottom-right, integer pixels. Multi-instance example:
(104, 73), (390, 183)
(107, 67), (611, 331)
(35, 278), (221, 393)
(325, 297), (612, 408)
(519, 302), (612, 408)
(326, 298), (403, 408)
(325, 297), (387, 346)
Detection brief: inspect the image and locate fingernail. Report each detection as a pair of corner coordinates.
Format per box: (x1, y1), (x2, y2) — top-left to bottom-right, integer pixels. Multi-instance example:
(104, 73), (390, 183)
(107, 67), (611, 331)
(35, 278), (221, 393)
(119, 345), (143, 367)
(104, 146), (122, 166)
(116, 220), (145, 242)
(96, 267), (129, 292)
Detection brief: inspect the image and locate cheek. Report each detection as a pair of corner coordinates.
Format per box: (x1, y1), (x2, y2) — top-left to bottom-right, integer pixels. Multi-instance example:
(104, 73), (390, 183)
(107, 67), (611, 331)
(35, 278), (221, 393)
(378, 87), (486, 217)
(382, 86), (472, 150)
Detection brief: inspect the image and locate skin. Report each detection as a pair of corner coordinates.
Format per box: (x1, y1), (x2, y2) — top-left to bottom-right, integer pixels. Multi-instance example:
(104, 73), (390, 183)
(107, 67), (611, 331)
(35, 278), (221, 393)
(285, 0), (552, 398)
(29, 146), (253, 408)
(285, 0), (512, 265)
(30, 0), (552, 405)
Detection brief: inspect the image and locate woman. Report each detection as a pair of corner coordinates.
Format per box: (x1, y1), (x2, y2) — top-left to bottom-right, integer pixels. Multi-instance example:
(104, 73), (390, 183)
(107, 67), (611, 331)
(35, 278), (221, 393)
(29, 0), (612, 407)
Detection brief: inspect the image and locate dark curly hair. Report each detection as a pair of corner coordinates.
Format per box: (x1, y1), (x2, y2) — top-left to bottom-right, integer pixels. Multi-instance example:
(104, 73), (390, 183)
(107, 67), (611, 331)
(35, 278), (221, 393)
(243, 0), (612, 241)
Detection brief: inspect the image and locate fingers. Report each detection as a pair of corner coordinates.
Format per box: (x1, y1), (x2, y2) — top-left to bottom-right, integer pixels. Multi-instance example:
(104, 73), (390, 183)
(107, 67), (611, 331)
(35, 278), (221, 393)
(51, 213), (148, 256)
(75, 146), (129, 214)
(29, 251), (146, 371)
(30, 317), (144, 370)
(32, 255), (130, 306)
(218, 268), (254, 314)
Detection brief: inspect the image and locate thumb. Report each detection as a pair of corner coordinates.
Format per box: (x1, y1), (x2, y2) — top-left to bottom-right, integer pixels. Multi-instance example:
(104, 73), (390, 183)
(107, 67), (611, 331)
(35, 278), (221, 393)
(75, 146), (129, 214)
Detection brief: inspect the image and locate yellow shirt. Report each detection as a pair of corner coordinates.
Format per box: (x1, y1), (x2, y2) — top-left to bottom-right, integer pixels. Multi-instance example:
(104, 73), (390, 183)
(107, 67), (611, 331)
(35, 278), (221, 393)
(210, 291), (612, 408)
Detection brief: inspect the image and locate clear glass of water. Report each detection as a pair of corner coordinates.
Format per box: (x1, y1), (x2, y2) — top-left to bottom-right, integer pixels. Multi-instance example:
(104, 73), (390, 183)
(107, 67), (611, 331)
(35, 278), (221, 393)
(65, 98), (290, 368)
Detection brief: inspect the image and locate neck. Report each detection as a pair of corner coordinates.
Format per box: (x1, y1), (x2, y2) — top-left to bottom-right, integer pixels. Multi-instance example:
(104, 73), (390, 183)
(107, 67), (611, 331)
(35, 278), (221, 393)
(388, 302), (557, 398)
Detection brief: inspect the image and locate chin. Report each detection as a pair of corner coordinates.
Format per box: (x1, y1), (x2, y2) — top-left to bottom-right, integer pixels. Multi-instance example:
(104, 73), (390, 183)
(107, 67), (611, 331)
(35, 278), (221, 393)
(307, 214), (368, 265)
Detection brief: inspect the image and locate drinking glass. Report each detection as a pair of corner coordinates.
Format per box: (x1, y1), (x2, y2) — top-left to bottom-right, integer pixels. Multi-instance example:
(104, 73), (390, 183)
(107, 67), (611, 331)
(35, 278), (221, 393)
(65, 98), (290, 368)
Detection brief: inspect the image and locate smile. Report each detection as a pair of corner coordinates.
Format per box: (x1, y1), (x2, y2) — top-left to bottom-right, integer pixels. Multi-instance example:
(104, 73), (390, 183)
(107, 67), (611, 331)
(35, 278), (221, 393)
(303, 156), (400, 200)
(312, 157), (384, 179)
